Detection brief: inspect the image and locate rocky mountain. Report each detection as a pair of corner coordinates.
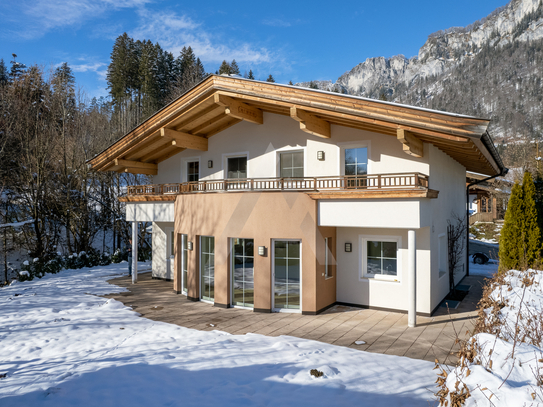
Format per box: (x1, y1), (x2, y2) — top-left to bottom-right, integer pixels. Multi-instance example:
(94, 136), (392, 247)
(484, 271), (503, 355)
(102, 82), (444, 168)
(298, 0), (543, 155)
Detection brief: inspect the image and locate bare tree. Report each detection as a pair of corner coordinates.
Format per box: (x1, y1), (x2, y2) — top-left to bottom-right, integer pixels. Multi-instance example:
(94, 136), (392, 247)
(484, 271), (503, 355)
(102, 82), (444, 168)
(448, 213), (467, 296)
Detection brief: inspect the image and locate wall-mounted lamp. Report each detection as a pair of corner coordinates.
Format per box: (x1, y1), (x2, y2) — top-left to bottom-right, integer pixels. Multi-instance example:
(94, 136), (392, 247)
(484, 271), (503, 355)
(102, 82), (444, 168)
(258, 246), (266, 256)
(317, 151), (325, 161)
(345, 242), (352, 252)
(187, 241), (193, 251)
(208, 160), (213, 168)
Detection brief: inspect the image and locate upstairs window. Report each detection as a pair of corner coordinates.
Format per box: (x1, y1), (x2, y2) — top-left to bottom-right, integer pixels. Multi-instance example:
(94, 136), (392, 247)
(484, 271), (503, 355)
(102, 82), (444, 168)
(187, 161), (199, 182)
(280, 151), (304, 178)
(227, 157), (247, 179)
(345, 147), (367, 176)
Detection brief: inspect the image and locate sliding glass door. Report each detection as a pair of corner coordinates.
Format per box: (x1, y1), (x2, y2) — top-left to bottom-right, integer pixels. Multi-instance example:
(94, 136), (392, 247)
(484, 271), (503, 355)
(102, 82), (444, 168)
(200, 236), (214, 301)
(273, 240), (301, 310)
(231, 238), (254, 308)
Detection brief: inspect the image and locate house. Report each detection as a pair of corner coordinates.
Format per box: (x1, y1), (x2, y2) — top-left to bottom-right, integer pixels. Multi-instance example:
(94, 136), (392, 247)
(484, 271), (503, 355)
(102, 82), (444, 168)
(89, 75), (506, 327)
(467, 172), (509, 225)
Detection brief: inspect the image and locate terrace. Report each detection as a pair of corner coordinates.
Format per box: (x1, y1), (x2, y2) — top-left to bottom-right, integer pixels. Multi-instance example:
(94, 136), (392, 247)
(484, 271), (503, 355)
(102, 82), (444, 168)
(121, 172), (438, 201)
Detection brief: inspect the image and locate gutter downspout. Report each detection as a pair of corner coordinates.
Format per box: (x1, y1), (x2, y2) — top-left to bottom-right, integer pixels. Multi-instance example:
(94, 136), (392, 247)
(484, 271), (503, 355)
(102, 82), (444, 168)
(466, 170), (508, 277)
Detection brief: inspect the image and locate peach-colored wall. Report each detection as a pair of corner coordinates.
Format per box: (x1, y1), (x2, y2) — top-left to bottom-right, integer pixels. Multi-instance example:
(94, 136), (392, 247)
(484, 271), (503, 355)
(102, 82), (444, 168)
(173, 191), (337, 313)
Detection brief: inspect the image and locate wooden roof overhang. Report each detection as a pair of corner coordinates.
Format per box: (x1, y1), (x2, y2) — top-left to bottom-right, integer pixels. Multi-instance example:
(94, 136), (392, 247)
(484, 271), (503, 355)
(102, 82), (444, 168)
(88, 75), (505, 176)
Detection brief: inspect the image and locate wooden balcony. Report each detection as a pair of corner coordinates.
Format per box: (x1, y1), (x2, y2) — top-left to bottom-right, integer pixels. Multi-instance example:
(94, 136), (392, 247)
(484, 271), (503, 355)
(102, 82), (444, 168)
(121, 173), (438, 202)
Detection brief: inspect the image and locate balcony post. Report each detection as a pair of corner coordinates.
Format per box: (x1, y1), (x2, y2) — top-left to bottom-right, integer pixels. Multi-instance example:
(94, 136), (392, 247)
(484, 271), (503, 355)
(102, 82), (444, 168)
(415, 173), (419, 188)
(408, 229), (416, 328)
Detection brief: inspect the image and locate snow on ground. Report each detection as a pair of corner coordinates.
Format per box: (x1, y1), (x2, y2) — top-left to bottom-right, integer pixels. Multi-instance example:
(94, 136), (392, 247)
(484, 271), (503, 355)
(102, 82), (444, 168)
(444, 268), (543, 406)
(0, 264), (439, 407)
(469, 259), (499, 278)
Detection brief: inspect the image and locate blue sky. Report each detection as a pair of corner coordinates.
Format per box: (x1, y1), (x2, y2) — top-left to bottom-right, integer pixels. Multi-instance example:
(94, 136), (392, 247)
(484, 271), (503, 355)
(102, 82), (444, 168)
(1, 0), (508, 98)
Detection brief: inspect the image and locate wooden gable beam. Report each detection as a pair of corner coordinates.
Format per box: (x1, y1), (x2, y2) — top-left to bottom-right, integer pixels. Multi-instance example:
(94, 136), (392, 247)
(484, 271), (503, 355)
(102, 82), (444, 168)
(115, 159), (158, 171)
(214, 94), (263, 125)
(290, 107), (331, 138)
(161, 128), (208, 151)
(397, 129), (424, 158)
(123, 167), (157, 176)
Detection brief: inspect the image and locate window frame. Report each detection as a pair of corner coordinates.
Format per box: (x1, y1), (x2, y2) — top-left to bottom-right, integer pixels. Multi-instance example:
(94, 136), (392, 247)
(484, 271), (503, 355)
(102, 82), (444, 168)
(338, 142), (371, 176)
(230, 237), (255, 310)
(271, 238), (302, 313)
(359, 235), (401, 281)
(181, 156), (200, 183)
(222, 151), (249, 180)
(438, 233), (447, 279)
(199, 235), (215, 303)
(279, 150), (304, 178)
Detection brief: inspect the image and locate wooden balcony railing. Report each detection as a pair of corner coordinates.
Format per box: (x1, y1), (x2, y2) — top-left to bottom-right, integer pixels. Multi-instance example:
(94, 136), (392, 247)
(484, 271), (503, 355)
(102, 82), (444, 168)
(126, 173), (429, 196)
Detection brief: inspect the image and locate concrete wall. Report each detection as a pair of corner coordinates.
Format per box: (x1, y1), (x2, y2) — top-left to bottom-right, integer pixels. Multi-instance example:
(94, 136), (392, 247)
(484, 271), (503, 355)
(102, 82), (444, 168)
(154, 113), (430, 184)
(126, 202), (174, 222)
(173, 192), (336, 313)
(427, 144), (467, 312)
(335, 226), (432, 314)
(151, 222), (174, 280)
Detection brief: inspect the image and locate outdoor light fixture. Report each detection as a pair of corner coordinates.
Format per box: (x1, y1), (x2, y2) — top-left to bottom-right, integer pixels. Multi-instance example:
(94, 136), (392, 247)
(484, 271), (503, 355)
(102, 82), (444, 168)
(187, 241), (193, 250)
(208, 160), (213, 168)
(345, 242), (352, 252)
(258, 246), (266, 256)
(317, 151), (325, 161)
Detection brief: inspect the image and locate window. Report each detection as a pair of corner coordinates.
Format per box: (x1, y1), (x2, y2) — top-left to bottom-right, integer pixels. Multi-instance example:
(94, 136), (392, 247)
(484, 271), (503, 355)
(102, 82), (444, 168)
(170, 231), (175, 258)
(232, 238), (254, 308)
(325, 237), (333, 278)
(182, 234), (188, 294)
(280, 151), (304, 178)
(187, 161), (199, 182)
(274, 240), (301, 310)
(345, 147), (367, 176)
(227, 157), (247, 179)
(361, 236), (400, 278)
(200, 236), (215, 301)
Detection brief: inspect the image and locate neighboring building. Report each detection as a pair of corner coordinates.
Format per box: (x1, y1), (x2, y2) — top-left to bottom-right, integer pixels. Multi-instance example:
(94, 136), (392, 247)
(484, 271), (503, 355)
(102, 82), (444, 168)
(89, 75), (506, 324)
(467, 172), (510, 225)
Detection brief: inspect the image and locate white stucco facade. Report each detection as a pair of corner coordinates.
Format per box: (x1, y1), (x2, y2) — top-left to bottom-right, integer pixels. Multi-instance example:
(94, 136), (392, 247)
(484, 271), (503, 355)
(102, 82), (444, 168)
(129, 110), (467, 315)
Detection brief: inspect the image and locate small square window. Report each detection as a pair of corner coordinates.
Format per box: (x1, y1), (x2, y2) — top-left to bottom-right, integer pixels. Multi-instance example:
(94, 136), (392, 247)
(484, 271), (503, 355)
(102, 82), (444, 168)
(362, 237), (399, 278)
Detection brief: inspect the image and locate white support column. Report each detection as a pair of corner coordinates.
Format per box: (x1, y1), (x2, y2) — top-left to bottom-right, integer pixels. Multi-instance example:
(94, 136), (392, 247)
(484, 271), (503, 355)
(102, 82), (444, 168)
(408, 229), (417, 328)
(132, 221), (138, 284)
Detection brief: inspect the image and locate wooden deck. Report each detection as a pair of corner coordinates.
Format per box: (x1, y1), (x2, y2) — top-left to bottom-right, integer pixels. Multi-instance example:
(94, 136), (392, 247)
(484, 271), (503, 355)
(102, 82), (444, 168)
(104, 272), (487, 366)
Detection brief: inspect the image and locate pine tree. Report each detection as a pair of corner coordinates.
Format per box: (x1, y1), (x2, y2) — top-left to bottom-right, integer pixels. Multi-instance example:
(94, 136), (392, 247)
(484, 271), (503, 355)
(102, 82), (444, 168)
(499, 172), (542, 271)
(309, 81), (318, 89)
(9, 54), (26, 81)
(247, 70), (255, 80)
(218, 60), (231, 75)
(288, 80), (293, 85)
(499, 182), (524, 271)
(521, 171), (541, 267)
(266, 74), (275, 83)
(230, 59), (240, 75)
(0, 59), (8, 85)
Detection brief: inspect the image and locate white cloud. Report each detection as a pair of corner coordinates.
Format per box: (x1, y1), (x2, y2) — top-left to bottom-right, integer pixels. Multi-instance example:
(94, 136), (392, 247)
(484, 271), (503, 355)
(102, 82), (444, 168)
(11, 0), (151, 39)
(130, 10), (273, 65)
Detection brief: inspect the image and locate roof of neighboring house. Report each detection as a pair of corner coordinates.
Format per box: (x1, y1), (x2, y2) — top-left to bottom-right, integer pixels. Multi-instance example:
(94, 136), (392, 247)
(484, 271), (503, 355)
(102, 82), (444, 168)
(88, 75), (506, 176)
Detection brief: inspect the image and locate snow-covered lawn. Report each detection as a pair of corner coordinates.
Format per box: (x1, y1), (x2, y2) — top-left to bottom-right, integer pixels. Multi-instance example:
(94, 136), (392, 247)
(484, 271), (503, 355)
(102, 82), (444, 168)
(443, 268), (543, 406)
(0, 264), (439, 406)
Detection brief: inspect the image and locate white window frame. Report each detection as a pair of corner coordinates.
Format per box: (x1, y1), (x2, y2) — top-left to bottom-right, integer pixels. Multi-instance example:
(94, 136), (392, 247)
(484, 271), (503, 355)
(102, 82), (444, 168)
(222, 151), (250, 179)
(277, 149), (305, 178)
(199, 235), (215, 304)
(359, 234), (401, 282)
(274, 146), (306, 178)
(165, 227), (174, 259)
(271, 238), (302, 313)
(181, 233), (188, 295)
(338, 141), (371, 176)
(181, 156), (201, 183)
(438, 233), (447, 279)
(230, 237), (255, 310)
